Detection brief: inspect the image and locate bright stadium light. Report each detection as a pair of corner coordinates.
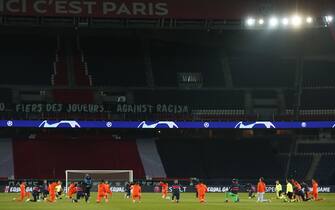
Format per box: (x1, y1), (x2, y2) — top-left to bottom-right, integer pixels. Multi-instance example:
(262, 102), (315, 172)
(269, 17), (278, 27)
(282, 17), (289, 26)
(291, 15), (302, 27)
(325, 15), (333, 23)
(246, 18), (256, 26)
(258, 18), (264, 25)
(306, 16), (313, 24)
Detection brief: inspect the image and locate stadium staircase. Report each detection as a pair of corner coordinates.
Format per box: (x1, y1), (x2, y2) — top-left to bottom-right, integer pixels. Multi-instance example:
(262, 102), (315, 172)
(0, 139), (14, 179)
(51, 35), (94, 105)
(51, 36), (69, 86)
(136, 139), (166, 178)
(305, 154), (322, 180)
(73, 35), (92, 87)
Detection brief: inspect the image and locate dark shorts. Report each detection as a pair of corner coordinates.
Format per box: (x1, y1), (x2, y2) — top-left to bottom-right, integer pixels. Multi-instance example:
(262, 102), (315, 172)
(172, 192), (180, 200)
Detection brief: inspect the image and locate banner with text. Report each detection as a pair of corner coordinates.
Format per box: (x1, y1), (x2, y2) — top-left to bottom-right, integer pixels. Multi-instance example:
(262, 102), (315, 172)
(0, 0), (333, 19)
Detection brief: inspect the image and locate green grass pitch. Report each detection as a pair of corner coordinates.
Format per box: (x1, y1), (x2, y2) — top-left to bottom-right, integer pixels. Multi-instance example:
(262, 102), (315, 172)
(1, 193), (334, 210)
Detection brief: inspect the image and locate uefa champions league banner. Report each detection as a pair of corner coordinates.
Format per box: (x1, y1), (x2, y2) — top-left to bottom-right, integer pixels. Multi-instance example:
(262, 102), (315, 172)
(1, 120), (335, 129)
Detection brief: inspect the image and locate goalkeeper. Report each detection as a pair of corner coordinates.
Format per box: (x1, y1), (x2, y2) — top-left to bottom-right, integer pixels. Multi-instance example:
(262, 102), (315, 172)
(225, 179), (240, 203)
(83, 174), (92, 203)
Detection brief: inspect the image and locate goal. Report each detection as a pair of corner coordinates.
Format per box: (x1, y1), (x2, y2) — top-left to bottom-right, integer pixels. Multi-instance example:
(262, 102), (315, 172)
(65, 170), (133, 192)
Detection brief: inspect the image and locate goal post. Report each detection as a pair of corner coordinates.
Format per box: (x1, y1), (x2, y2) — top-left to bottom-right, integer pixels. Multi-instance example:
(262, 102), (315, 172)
(65, 170), (133, 192)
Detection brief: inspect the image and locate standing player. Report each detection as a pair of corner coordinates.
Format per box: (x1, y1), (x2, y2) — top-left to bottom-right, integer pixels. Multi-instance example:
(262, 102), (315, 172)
(131, 182), (142, 203)
(83, 174), (92, 203)
(257, 177), (270, 202)
(13, 181), (30, 202)
(96, 180), (107, 203)
(196, 181), (208, 203)
(104, 181), (113, 202)
(225, 179), (240, 203)
(124, 182), (131, 199)
(275, 180), (283, 199)
(159, 181), (169, 199)
(171, 180), (181, 203)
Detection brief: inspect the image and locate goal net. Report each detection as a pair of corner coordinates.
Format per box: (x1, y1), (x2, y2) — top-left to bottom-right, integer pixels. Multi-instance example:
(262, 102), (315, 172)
(65, 170), (133, 192)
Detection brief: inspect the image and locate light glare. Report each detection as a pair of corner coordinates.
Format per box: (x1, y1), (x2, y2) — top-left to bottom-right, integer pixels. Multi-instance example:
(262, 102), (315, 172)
(269, 17), (278, 27)
(291, 15), (302, 27)
(258, 18), (264, 25)
(282, 18), (289, 26)
(306, 16), (313, 23)
(246, 18), (255, 26)
(325, 15), (333, 23)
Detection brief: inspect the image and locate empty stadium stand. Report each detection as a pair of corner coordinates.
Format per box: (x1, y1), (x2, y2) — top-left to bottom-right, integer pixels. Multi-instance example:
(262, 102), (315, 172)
(150, 40), (224, 87)
(229, 58), (296, 88)
(0, 34), (56, 85)
(303, 61), (335, 88)
(287, 155), (313, 180)
(80, 34), (147, 87)
(313, 155), (335, 184)
(156, 138), (285, 179)
(12, 136), (145, 179)
(297, 143), (335, 154)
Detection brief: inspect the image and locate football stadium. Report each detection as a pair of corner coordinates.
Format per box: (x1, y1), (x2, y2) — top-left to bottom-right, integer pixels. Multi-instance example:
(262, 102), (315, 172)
(0, 0), (335, 210)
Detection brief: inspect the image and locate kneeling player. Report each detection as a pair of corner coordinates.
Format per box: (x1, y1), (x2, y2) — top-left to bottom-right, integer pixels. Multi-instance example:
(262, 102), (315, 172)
(13, 181), (30, 202)
(311, 179), (323, 201)
(55, 181), (63, 200)
(225, 179), (240, 203)
(47, 181), (59, 203)
(275, 180), (283, 199)
(67, 182), (77, 199)
(284, 179), (294, 202)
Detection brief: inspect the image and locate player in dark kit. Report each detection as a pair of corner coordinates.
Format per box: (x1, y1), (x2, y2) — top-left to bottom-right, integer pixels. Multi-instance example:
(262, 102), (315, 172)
(83, 174), (92, 203)
(245, 183), (256, 199)
(72, 182), (85, 203)
(41, 180), (49, 200)
(225, 179), (240, 203)
(124, 182), (131, 199)
(29, 183), (41, 202)
(171, 180), (181, 203)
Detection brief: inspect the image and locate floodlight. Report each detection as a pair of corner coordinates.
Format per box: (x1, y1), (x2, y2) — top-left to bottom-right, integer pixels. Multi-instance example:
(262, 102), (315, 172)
(269, 17), (278, 27)
(325, 15), (333, 23)
(246, 18), (255, 26)
(306, 16), (313, 24)
(291, 15), (302, 27)
(282, 17), (289, 26)
(258, 18), (264, 25)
